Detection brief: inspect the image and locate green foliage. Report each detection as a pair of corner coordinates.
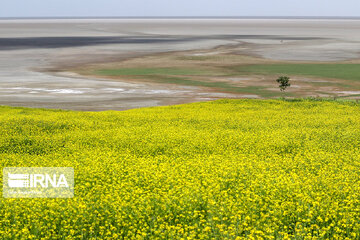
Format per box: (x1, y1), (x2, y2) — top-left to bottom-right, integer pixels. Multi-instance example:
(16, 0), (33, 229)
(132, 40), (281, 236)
(236, 63), (360, 81)
(276, 76), (291, 91)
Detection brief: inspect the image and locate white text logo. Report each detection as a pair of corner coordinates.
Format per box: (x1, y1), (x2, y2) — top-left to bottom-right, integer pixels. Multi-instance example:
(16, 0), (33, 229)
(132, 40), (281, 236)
(3, 167), (74, 198)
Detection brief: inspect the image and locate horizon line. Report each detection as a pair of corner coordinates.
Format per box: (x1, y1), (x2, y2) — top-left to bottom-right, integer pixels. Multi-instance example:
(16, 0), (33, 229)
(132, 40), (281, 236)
(1, 16), (360, 20)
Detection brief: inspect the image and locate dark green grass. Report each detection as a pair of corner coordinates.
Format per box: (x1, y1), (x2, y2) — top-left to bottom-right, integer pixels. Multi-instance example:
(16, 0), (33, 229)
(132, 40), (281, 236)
(233, 64), (360, 81)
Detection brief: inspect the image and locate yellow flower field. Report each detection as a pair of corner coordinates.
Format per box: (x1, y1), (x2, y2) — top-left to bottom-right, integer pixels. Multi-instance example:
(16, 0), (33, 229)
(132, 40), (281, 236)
(1, 99), (360, 239)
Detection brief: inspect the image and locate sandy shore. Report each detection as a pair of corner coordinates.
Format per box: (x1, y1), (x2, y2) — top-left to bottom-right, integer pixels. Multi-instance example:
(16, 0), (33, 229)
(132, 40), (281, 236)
(1, 19), (360, 110)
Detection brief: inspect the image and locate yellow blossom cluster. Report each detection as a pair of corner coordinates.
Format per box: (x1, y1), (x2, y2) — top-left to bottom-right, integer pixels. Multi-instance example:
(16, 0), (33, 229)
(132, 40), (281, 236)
(1, 99), (360, 239)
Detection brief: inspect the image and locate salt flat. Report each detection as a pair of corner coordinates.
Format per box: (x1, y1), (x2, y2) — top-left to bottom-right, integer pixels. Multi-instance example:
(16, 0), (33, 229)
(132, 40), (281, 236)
(0, 18), (360, 110)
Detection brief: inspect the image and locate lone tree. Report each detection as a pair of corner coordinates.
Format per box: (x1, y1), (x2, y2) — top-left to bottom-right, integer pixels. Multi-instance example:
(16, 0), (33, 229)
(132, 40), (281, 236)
(276, 76), (291, 91)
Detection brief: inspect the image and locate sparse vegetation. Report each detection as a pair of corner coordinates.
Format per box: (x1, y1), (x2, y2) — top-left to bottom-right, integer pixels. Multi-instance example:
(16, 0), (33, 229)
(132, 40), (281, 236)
(95, 67), (212, 76)
(78, 52), (360, 99)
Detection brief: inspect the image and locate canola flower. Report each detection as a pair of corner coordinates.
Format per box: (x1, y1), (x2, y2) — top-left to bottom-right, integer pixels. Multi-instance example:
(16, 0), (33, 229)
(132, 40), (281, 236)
(0, 99), (360, 239)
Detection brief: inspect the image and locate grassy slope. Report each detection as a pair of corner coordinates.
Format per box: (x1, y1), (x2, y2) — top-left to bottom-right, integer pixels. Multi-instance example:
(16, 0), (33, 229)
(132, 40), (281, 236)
(97, 64), (360, 82)
(94, 67), (285, 97)
(1, 99), (360, 239)
(235, 64), (360, 81)
(93, 63), (360, 98)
